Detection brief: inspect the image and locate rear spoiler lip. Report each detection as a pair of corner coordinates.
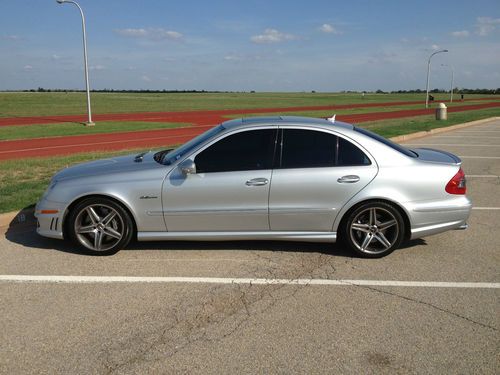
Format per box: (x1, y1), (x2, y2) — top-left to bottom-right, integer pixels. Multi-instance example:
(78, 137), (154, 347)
(411, 147), (462, 165)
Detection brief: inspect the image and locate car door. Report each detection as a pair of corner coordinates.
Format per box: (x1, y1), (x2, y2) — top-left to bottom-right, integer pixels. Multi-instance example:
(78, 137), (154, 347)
(269, 127), (378, 231)
(162, 127), (278, 232)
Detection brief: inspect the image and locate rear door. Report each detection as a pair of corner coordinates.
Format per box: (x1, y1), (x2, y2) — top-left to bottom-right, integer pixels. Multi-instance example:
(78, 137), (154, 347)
(269, 127), (378, 231)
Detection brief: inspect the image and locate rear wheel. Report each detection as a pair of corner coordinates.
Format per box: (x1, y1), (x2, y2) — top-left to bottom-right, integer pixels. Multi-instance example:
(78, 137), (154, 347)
(342, 201), (405, 258)
(67, 198), (134, 255)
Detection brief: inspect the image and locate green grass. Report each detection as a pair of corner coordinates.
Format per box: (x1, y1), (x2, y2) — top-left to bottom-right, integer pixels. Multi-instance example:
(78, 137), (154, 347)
(0, 121), (189, 141)
(1, 92), (498, 118)
(360, 107), (500, 137)
(0, 148), (151, 213)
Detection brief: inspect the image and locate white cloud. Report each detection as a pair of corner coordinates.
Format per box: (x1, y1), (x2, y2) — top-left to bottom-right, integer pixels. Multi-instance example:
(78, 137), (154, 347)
(476, 17), (500, 36)
(115, 28), (183, 41)
(431, 44), (440, 51)
(2, 35), (22, 41)
(89, 65), (106, 71)
(319, 23), (341, 34)
(141, 75), (152, 82)
(450, 30), (470, 37)
(250, 29), (298, 44)
(23, 65), (33, 71)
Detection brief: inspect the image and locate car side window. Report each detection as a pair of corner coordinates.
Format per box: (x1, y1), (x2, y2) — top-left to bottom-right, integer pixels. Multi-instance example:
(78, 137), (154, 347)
(280, 129), (336, 168)
(279, 129), (370, 169)
(337, 137), (371, 166)
(194, 129), (277, 173)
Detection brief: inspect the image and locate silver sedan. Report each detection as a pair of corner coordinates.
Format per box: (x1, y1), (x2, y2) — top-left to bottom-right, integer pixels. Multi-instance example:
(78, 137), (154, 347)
(35, 116), (471, 258)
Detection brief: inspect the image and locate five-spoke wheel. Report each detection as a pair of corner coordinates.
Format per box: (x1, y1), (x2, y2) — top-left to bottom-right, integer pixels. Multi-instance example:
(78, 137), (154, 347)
(68, 198), (134, 255)
(343, 201), (405, 258)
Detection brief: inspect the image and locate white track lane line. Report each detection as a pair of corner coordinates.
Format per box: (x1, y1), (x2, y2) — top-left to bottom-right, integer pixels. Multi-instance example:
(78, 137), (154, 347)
(0, 275), (498, 288)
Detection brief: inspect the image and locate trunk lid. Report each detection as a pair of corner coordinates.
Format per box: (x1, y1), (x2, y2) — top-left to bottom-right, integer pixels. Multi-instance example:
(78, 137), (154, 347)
(410, 147), (462, 165)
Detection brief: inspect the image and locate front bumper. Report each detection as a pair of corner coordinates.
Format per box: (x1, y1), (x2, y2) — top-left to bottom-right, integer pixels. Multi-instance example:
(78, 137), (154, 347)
(34, 199), (67, 240)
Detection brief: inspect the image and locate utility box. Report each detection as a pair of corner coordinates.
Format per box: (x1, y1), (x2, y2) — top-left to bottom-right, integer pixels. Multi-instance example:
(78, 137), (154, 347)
(436, 102), (447, 120)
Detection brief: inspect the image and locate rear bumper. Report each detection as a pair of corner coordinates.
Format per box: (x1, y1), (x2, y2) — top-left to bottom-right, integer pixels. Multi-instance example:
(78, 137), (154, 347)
(408, 196), (472, 239)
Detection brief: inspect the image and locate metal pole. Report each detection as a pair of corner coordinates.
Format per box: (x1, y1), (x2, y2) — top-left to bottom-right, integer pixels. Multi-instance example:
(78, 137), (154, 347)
(425, 49), (448, 108)
(56, 0), (94, 126)
(441, 64), (454, 104)
(450, 66), (454, 103)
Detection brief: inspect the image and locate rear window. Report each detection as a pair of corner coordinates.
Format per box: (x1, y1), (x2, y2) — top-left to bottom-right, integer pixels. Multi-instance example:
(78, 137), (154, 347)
(354, 127), (417, 157)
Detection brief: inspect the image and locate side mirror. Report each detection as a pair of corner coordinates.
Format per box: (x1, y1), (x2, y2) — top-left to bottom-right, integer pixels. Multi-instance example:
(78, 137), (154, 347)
(179, 159), (196, 175)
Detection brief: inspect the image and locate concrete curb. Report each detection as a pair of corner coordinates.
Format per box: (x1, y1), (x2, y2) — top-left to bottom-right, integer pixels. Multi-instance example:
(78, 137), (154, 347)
(389, 117), (500, 143)
(1, 116), (499, 235)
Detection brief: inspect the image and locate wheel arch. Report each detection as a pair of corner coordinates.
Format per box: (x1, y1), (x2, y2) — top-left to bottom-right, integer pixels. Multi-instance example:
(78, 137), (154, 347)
(62, 194), (138, 239)
(336, 198), (412, 242)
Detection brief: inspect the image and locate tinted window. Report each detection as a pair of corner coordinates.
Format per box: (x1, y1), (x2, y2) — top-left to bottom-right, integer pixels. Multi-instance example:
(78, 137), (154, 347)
(337, 137), (371, 166)
(195, 129), (277, 173)
(280, 129), (336, 168)
(354, 127), (417, 158)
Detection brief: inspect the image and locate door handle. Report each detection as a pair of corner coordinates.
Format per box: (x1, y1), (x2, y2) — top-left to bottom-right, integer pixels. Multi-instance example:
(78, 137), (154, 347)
(245, 178), (269, 186)
(337, 175), (360, 183)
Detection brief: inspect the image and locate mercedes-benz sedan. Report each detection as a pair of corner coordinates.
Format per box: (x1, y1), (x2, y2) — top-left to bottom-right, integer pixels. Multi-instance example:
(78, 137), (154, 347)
(35, 116), (471, 258)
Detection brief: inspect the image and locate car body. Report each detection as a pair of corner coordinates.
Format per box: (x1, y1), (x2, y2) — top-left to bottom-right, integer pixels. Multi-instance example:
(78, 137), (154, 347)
(35, 116), (472, 257)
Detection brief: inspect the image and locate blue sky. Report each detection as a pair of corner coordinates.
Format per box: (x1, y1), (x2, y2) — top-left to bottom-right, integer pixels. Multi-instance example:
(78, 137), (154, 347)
(1, 0), (499, 91)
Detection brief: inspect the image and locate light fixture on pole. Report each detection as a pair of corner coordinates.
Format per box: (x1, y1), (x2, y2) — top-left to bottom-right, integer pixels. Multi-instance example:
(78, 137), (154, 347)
(56, 0), (94, 126)
(425, 49), (448, 108)
(441, 64), (454, 103)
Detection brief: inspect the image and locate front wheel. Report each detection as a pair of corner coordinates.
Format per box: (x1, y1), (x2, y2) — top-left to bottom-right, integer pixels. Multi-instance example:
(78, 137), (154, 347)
(67, 198), (134, 255)
(342, 201), (405, 258)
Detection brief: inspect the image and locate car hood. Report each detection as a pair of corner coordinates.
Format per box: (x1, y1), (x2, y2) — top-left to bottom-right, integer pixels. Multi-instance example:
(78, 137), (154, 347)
(52, 151), (168, 181)
(411, 148), (462, 165)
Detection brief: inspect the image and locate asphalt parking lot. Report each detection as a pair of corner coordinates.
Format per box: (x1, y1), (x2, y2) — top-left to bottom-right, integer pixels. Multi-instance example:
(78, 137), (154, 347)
(1, 119), (499, 374)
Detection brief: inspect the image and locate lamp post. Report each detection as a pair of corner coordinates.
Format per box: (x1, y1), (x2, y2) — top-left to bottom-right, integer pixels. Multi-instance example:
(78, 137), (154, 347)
(425, 49), (448, 108)
(56, 0), (94, 126)
(441, 64), (454, 103)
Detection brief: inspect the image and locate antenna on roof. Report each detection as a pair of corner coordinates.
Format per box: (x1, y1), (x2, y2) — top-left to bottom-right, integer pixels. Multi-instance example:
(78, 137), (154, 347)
(327, 114), (336, 123)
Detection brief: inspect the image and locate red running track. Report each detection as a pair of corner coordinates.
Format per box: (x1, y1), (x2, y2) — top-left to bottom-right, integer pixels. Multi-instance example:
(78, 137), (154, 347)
(0, 101), (499, 161)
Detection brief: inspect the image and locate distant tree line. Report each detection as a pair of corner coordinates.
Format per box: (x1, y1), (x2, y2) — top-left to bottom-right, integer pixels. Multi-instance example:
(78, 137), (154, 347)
(365, 88), (499, 95)
(2, 88), (498, 94)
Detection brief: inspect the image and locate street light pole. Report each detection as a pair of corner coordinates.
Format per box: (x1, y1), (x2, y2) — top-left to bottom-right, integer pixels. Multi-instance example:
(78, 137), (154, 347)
(425, 49), (448, 108)
(56, 0), (94, 126)
(441, 64), (455, 103)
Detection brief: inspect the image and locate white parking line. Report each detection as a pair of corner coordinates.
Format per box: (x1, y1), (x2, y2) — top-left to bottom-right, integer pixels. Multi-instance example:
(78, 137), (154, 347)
(0, 275), (498, 289)
(459, 156), (500, 159)
(472, 207), (500, 210)
(405, 144), (499, 147)
(466, 175), (499, 178)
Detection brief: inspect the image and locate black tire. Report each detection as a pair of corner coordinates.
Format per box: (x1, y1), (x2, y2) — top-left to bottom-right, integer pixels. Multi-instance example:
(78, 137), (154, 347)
(67, 197), (134, 255)
(341, 201), (405, 258)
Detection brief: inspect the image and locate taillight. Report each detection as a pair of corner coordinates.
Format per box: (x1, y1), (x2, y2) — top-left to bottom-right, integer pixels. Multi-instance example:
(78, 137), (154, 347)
(445, 168), (466, 195)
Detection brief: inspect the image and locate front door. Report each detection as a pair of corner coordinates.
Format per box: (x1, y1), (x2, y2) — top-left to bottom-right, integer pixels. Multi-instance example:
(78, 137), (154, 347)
(162, 128), (278, 232)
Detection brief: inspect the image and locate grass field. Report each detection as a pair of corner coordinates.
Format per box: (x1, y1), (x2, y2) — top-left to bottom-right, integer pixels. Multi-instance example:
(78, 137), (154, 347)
(1, 91), (498, 118)
(0, 121), (188, 141)
(0, 92), (499, 214)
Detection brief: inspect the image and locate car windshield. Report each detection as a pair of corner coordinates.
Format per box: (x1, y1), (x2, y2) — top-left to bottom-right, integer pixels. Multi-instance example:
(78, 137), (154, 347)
(156, 125), (225, 165)
(354, 127), (417, 157)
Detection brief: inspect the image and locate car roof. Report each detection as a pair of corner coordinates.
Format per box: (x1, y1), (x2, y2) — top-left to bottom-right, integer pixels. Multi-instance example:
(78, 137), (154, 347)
(221, 116), (354, 131)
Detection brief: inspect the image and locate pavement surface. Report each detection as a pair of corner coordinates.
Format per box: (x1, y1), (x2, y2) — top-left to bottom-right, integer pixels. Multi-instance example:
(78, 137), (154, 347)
(1, 119), (499, 374)
(0, 100), (499, 160)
